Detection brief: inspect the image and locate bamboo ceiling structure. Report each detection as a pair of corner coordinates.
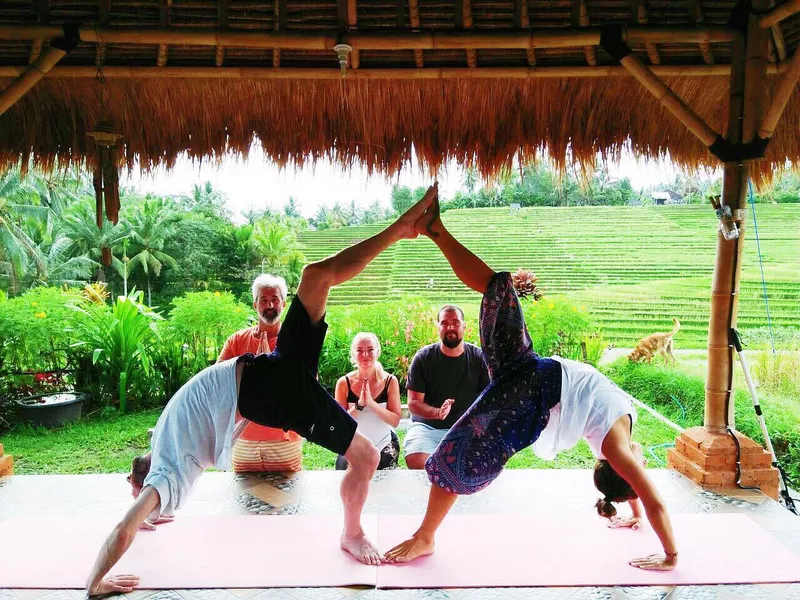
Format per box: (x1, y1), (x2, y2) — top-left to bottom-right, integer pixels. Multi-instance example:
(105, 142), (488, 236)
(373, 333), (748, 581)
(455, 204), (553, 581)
(1, 0), (799, 177)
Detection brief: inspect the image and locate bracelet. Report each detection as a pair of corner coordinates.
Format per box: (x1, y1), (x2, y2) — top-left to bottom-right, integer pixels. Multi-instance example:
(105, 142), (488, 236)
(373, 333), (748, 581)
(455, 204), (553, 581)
(665, 551), (678, 559)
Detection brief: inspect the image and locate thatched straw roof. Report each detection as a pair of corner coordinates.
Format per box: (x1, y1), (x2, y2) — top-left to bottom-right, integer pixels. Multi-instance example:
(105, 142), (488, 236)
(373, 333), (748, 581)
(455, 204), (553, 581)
(1, 1), (799, 177)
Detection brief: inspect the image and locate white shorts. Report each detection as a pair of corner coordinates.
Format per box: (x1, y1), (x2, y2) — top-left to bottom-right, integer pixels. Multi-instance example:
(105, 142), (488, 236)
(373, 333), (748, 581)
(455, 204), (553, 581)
(403, 422), (450, 457)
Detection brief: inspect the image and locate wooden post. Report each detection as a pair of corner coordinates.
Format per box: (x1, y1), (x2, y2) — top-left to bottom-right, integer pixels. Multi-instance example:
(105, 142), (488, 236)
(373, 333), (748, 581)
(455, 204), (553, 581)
(0, 45), (66, 116)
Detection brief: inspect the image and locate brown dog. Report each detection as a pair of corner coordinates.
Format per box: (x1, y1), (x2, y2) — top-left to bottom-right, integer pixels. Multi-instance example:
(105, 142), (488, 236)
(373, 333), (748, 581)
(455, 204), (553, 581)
(627, 319), (680, 365)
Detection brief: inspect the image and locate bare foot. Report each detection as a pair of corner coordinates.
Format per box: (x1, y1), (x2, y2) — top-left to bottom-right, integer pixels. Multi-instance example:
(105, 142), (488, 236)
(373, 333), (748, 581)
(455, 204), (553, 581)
(394, 182), (438, 240)
(414, 192), (441, 238)
(383, 534), (435, 563)
(341, 532), (382, 566)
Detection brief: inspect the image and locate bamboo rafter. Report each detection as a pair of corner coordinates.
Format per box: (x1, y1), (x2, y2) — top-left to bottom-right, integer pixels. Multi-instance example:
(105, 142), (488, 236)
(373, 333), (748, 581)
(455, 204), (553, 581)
(0, 25), (739, 51)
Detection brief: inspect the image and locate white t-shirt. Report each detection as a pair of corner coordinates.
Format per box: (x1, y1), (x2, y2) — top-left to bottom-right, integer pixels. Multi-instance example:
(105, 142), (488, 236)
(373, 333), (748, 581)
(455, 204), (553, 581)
(144, 358), (247, 518)
(532, 357), (637, 460)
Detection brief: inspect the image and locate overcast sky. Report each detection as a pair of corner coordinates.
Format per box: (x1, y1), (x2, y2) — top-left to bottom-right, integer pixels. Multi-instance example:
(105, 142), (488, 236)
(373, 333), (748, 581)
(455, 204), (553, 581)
(122, 144), (693, 221)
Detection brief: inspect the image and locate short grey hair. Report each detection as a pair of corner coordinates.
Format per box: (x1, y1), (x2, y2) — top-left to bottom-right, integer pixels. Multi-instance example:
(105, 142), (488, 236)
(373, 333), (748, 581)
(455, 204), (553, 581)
(251, 274), (288, 302)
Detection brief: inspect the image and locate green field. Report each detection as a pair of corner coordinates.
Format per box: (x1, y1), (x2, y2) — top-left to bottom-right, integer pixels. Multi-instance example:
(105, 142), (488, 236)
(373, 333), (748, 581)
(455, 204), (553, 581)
(299, 205), (800, 348)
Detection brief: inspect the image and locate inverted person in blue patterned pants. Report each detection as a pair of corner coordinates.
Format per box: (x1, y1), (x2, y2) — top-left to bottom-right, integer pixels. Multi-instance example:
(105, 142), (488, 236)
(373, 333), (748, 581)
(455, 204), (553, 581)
(383, 187), (678, 572)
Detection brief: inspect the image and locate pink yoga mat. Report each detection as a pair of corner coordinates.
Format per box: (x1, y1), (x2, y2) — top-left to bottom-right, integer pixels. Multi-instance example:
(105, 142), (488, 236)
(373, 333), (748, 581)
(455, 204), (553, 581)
(1, 513), (798, 590)
(377, 513), (800, 588)
(0, 515), (377, 589)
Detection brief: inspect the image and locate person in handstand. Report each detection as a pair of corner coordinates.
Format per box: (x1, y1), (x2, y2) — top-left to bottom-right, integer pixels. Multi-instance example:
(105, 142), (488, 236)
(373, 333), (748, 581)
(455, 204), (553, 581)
(85, 187), (438, 597)
(384, 185), (678, 571)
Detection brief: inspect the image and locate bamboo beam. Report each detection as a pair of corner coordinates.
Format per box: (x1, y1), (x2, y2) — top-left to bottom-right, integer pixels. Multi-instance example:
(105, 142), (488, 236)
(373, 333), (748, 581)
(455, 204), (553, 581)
(347, 0), (360, 69)
(0, 25), (738, 51)
(688, 0), (714, 65)
(637, 3), (661, 65)
(216, 0), (227, 67)
(707, 1), (771, 430)
(97, 0), (110, 66)
(0, 63), (754, 80)
(273, 0), (286, 68)
(409, 0), (423, 67)
(157, 0), (170, 67)
(758, 48), (800, 138)
(759, 0), (800, 28)
(770, 23), (787, 61)
(616, 53), (720, 146)
(517, 0), (536, 65)
(0, 45), (67, 116)
(767, 0), (788, 61)
(576, 0), (596, 66)
(29, 0), (49, 64)
(462, 0), (477, 68)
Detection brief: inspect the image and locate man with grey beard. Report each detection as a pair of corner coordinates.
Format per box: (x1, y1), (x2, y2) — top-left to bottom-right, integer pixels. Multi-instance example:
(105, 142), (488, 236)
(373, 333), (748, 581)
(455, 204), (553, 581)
(218, 274), (304, 472)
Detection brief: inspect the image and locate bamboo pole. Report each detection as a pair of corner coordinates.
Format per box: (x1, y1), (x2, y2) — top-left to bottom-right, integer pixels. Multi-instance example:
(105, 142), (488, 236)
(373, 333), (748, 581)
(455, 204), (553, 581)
(0, 25), (739, 50)
(617, 54), (720, 146)
(0, 64), (748, 80)
(347, 0), (359, 69)
(637, 3), (661, 65)
(706, 2), (770, 430)
(759, 49), (800, 138)
(517, 0), (536, 65)
(759, 0), (800, 28)
(408, 0), (424, 68)
(0, 45), (66, 116)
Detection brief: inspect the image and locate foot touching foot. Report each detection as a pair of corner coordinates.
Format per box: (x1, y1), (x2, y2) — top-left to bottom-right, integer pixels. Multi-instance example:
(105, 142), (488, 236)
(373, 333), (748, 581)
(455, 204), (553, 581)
(383, 534), (435, 563)
(341, 532), (382, 566)
(395, 182), (438, 240)
(414, 191), (441, 238)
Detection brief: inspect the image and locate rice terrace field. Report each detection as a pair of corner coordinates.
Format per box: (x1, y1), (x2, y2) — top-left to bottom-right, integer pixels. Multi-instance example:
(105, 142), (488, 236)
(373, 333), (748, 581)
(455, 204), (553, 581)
(299, 204), (800, 349)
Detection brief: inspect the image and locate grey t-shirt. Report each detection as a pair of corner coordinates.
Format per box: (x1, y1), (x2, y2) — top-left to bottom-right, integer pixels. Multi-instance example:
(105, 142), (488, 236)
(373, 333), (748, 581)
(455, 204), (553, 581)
(407, 343), (489, 430)
(144, 358), (247, 519)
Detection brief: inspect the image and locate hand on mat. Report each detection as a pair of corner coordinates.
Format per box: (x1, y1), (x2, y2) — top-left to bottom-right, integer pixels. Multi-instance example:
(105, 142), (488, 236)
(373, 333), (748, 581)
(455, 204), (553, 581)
(138, 515), (174, 530)
(608, 516), (640, 529)
(88, 574), (140, 596)
(438, 399), (454, 420)
(629, 553), (677, 571)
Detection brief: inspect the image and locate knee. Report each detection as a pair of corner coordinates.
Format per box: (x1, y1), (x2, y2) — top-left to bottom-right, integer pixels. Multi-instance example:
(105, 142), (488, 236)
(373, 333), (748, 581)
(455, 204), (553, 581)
(346, 435), (379, 473)
(405, 453), (429, 470)
(300, 261), (333, 290)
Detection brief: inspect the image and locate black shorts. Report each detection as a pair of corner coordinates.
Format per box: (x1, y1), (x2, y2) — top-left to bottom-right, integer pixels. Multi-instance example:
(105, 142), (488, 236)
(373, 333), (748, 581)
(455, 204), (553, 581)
(236, 297), (358, 456)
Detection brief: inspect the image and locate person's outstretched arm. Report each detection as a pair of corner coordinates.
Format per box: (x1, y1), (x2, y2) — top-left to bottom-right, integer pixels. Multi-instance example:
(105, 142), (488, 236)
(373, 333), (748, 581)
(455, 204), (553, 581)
(602, 425), (678, 571)
(86, 486), (161, 596)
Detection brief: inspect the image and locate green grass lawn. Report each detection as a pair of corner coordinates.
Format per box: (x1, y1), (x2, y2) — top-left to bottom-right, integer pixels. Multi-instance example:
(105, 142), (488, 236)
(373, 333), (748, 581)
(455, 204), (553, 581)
(2, 397), (679, 475)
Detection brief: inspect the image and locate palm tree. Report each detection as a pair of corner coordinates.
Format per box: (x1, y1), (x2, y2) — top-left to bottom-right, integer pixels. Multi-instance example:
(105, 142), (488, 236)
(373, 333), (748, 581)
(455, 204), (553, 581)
(26, 234), (97, 288)
(125, 198), (179, 306)
(61, 200), (128, 283)
(284, 196), (301, 219)
(179, 181), (229, 218)
(0, 170), (50, 294)
(250, 220), (300, 273)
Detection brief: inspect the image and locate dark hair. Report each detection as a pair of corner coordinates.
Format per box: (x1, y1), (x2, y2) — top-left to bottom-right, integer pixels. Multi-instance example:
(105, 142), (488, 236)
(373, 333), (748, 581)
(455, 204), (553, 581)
(129, 454), (152, 488)
(593, 459), (637, 519)
(437, 304), (465, 322)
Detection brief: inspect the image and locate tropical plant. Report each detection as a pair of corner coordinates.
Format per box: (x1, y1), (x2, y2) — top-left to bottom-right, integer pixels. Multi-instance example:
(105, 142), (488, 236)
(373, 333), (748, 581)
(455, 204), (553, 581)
(71, 289), (161, 412)
(124, 198), (179, 305)
(161, 291), (251, 368)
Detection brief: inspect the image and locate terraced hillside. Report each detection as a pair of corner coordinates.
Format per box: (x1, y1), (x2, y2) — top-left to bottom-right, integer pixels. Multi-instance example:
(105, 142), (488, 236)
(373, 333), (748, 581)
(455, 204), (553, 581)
(298, 205), (800, 348)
